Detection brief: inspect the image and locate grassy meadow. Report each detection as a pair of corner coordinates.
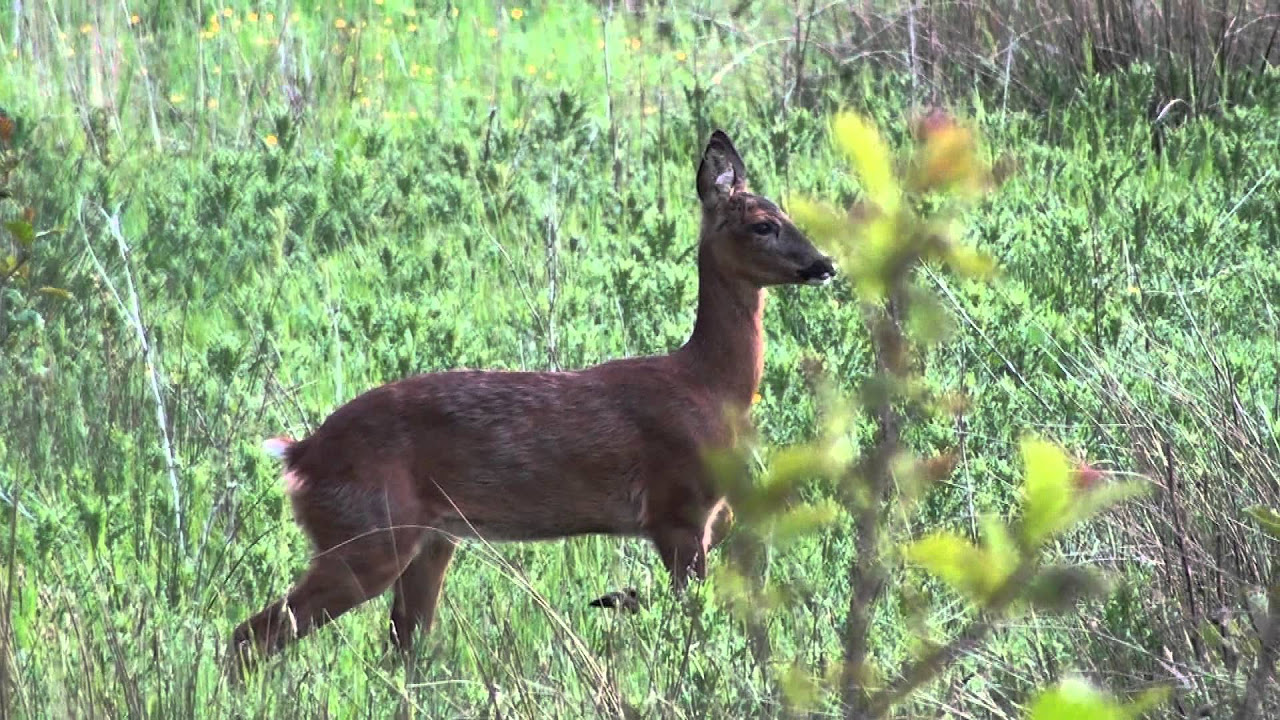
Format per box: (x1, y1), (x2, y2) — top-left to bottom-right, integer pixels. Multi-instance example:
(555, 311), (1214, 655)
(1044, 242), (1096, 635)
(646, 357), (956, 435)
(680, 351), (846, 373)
(1, 1), (1279, 717)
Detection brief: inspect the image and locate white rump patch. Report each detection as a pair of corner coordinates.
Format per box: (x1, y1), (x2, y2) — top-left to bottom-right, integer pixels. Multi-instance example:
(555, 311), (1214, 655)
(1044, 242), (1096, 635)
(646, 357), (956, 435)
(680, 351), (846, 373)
(262, 436), (292, 460)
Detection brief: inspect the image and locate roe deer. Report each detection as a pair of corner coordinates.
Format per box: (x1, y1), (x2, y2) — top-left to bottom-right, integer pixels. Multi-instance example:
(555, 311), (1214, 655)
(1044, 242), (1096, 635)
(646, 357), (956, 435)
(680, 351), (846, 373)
(230, 130), (835, 670)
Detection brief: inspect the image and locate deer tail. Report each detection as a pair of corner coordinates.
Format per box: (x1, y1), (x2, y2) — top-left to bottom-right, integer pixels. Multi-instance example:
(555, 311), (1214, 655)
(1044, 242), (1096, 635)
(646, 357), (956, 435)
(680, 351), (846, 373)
(262, 435), (295, 461)
(262, 435), (307, 493)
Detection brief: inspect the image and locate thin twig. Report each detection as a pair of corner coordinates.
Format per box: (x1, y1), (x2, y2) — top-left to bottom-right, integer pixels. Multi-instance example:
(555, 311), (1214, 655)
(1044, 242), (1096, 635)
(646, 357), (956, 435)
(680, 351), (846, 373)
(842, 293), (906, 718)
(83, 203), (184, 553)
(864, 562), (1039, 717)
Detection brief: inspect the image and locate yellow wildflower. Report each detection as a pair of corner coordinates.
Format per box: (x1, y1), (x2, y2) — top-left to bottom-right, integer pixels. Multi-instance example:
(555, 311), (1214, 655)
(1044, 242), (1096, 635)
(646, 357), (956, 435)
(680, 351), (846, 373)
(487, 27), (498, 38)
(206, 97), (219, 109)
(511, 8), (524, 20)
(629, 37), (641, 50)
(526, 64), (537, 75)
(170, 93), (185, 104)
(264, 134), (278, 147)
(221, 7), (232, 18)
(266, 12), (275, 23)
(407, 22), (418, 32)
(675, 50), (687, 62)
(80, 23), (93, 34)
(130, 14), (141, 25)
(334, 18), (347, 29)
(248, 11), (259, 22)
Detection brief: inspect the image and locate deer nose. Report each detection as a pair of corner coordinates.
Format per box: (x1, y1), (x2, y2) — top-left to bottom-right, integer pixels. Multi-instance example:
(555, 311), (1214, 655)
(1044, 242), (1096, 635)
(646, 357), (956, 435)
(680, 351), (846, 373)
(798, 256), (836, 286)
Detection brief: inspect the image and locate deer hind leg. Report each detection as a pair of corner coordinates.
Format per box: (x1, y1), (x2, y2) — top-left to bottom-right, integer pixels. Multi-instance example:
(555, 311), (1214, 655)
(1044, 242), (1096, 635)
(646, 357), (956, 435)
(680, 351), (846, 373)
(389, 532), (457, 652)
(230, 482), (427, 674)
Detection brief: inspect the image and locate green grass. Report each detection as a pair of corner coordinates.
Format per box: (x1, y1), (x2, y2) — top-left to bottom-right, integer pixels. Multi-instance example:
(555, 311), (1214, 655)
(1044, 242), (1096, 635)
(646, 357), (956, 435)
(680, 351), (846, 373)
(2, 1), (1279, 717)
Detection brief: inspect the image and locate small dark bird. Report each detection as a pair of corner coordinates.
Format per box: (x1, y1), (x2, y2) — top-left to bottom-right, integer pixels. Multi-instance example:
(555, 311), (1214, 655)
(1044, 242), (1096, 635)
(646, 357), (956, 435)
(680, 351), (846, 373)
(588, 587), (641, 613)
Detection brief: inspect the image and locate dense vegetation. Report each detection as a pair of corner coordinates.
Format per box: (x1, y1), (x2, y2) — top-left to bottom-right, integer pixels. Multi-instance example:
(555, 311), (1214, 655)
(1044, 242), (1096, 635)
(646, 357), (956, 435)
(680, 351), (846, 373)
(1, 1), (1277, 717)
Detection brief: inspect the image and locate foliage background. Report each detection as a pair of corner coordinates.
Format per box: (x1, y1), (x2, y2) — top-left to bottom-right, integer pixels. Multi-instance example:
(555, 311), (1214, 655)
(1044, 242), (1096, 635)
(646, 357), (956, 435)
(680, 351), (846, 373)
(0, 1), (1277, 717)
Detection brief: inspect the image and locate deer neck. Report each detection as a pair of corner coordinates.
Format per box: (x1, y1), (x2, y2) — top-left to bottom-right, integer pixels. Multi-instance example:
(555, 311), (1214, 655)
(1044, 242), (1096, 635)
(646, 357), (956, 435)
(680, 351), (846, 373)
(680, 244), (766, 410)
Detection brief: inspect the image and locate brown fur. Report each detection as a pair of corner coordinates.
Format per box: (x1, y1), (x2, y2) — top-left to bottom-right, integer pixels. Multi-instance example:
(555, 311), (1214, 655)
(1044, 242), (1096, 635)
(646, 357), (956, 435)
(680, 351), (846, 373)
(229, 130), (835, 671)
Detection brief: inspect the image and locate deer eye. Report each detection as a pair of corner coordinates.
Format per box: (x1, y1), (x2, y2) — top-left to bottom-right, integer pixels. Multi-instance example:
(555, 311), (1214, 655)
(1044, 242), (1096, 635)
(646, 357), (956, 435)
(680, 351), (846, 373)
(750, 221), (777, 236)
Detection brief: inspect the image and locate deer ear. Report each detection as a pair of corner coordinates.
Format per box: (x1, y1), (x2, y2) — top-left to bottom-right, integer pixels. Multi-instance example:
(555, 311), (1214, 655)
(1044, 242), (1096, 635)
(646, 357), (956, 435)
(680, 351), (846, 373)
(696, 130), (748, 208)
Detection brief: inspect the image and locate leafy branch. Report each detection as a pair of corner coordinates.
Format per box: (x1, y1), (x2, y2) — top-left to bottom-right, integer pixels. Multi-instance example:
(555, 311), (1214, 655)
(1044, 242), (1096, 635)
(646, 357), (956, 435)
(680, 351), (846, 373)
(711, 110), (1167, 718)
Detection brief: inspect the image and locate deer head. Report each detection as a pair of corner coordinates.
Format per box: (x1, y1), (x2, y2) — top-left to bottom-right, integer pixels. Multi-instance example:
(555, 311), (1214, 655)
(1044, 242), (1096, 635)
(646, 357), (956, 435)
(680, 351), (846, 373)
(695, 130), (836, 288)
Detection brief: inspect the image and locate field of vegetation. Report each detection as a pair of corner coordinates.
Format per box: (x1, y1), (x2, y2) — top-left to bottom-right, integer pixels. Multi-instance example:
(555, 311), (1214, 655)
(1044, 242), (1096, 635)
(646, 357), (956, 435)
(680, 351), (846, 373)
(1, 1), (1278, 717)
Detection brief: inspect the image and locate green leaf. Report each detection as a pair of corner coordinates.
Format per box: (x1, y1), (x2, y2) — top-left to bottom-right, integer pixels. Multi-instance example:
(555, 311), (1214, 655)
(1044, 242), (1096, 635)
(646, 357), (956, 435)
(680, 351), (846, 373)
(1020, 437), (1074, 546)
(945, 241), (998, 279)
(770, 499), (841, 547)
(978, 514), (1019, 572)
(831, 112), (900, 215)
(747, 444), (832, 518)
(1246, 505), (1280, 541)
(1027, 677), (1169, 720)
(850, 213), (900, 299)
(1126, 687), (1174, 716)
(906, 531), (1009, 604)
(785, 195), (849, 246)
(779, 663), (824, 711)
(5, 220), (35, 248)
(1074, 480), (1150, 526)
